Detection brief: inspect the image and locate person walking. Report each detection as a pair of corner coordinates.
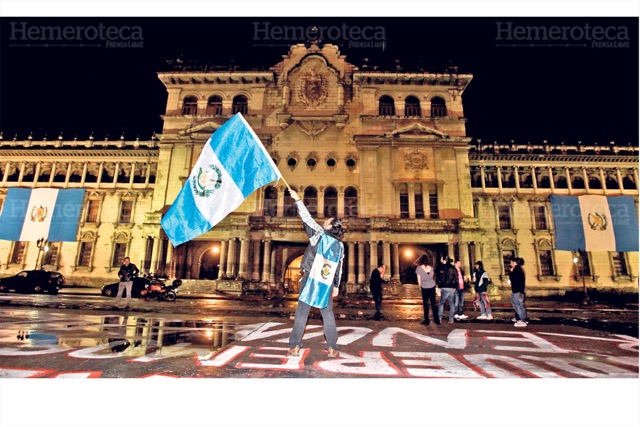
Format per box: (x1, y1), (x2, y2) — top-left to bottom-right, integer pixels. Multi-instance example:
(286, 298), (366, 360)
(437, 256), (458, 324)
(416, 255), (440, 326)
(287, 189), (345, 359)
(508, 257), (528, 327)
(453, 259), (469, 320)
(369, 263), (386, 320)
(472, 261), (493, 320)
(115, 256), (139, 310)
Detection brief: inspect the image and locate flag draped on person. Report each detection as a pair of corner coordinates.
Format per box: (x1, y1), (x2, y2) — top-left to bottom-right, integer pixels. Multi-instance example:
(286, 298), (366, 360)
(0, 188), (85, 242)
(298, 233), (343, 309)
(161, 113), (282, 247)
(550, 195), (639, 252)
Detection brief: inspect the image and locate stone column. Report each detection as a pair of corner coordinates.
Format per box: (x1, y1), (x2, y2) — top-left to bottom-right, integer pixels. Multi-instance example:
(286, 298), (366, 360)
(238, 238), (249, 279)
(252, 240), (261, 281)
(514, 166), (520, 192)
(548, 166), (555, 190)
(531, 166), (538, 190)
(277, 187), (284, 217)
(347, 242), (356, 283)
(80, 162), (88, 185)
(357, 242), (366, 284)
(599, 168), (607, 194)
(2, 162), (10, 184)
(408, 184), (416, 218)
(34, 162), (42, 186)
(474, 243), (483, 265)
(226, 238), (237, 278)
(616, 168), (624, 192)
(112, 162), (119, 187)
(460, 242), (471, 276)
(262, 240), (271, 282)
(497, 166), (503, 192)
(337, 187), (345, 219)
(281, 247), (289, 285)
(369, 241), (378, 273)
(150, 238), (160, 275)
(96, 162), (103, 186)
(448, 242), (455, 261)
(219, 240), (228, 279)
(392, 243), (400, 282)
(634, 169), (639, 191)
(269, 247), (276, 282)
(565, 167), (573, 193)
(17, 162), (25, 184)
(382, 242), (391, 281)
(129, 162), (136, 188)
(582, 167), (590, 191)
(480, 166), (486, 190)
(165, 243), (173, 277)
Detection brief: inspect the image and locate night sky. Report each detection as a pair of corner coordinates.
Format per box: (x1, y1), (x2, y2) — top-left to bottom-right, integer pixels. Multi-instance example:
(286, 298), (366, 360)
(0, 17), (638, 145)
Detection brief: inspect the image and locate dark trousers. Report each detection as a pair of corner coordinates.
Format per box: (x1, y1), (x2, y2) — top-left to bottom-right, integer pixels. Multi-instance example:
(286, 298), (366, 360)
(420, 287), (440, 324)
(370, 285), (382, 313)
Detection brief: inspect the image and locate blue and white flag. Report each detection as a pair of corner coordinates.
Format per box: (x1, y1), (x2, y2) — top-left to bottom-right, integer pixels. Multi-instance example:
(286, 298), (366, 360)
(0, 188), (85, 242)
(161, 113), (282, 246)
(298, 234), (343, 309)
(550, 195), (639, 252)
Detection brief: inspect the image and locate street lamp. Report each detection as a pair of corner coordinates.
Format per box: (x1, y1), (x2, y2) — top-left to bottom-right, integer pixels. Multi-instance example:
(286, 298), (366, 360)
(35, 237), (49, 270)
(573, 249), (591, 306)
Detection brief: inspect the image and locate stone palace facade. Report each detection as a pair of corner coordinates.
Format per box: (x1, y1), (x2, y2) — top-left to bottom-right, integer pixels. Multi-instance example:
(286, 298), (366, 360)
(1, 42), (638, 298)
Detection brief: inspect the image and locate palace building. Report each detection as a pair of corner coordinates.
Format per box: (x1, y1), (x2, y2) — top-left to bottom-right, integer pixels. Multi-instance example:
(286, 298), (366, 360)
(1, 41), (638, 299)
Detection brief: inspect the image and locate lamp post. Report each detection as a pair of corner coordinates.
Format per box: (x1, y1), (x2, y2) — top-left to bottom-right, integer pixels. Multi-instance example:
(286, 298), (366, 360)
(35, 238), (49, 270)
(573, 249), (591, 306)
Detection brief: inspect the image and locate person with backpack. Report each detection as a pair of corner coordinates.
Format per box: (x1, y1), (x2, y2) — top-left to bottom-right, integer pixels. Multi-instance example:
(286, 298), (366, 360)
(437, 256), (458, 324)
(472, 260), (493, 320)
(508, 257), (528, 327)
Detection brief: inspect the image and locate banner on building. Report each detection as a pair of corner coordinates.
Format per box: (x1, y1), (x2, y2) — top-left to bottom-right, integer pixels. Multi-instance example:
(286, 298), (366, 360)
(550, 195), (639, 252)
(161, 113), (282, 247)
(0, 188), (86, 242)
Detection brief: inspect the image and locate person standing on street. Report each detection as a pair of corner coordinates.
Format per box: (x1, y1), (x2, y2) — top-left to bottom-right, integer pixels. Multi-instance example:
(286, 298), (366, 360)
(453, 259), (469, 320)
(472, 261), (493, 320)
(115, 256), (139, 310)
(508, 257), (528, 327)
(416, 255), (440, 326)
(287, 189), (345, 359)
(437, 256), (458, 324)
(369, 263), (386, 320)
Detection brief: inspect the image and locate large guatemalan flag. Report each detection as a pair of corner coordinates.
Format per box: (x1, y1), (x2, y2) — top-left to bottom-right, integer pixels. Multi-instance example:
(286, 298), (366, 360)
(161, 113), (282, 247)
(298, 234), (343, 309)
(0, 188), (85, 242)
(550, 195), (639, 252)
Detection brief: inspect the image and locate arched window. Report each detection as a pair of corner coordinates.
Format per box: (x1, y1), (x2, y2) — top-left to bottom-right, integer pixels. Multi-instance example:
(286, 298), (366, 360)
(622, 175), (636, 189)
(182, 96), (198, 115)
(378, 95), (395, 116)
(206, 95), (223, 115)
(232, 95), (248, 115)
(404, 96), (421, 117)
(555, 176), (568, 189)
(605, 175), (619, 189)
(324, 187), (338, 218)
(344, 187), (358, 217)
(304, 187), (318, 217)
(430, 96), (447, 118)
(589, 176), (602, 189)
(572, 176), (585, 189)
(263, 186), (278, 216)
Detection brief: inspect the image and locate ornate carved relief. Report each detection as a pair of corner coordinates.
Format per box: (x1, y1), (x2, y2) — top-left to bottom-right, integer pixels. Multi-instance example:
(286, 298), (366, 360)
(296, 67), (328, 108)
(404, 149), (428, 174)
(296, 121), (329, 140)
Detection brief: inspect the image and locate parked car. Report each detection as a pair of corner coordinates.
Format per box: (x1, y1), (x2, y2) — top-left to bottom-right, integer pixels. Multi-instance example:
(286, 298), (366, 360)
(100, 276), (182, 298)
(0, 270), (65, 295)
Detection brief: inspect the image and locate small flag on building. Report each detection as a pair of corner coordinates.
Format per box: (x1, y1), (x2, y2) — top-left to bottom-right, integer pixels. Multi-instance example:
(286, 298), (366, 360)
(0, 188), (85, 242)
(550, 195), (639, 252)
(161, 113), (282, 247)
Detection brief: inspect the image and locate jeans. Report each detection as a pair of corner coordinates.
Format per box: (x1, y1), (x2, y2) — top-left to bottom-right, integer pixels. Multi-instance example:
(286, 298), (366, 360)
(289, 295), (338, 350)
(115, 281), (133, 307)
(420, 287), (439, 324)
(454, 289), (465, 315)
(370, 285), (382, 313)
(511, 292), (527, 321)
(438, 288), (456, 322)
(476, 292), (492, 316)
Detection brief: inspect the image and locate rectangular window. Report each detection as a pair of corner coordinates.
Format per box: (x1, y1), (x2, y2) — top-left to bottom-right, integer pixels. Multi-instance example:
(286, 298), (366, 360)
(112, 243), (128, 268)
(10, 242), (27, 264)
(399, 193), (409, 219)
(78, 242), (93, 267)
(576, 251), (592, 277)
(86, 200), (100, 223)
(502, 250), (515, 275)
(415, 193), (425, 219)
(533, 206), (547, 230)
(498, 206), (512, 229)
(43, 243), (59, 266)
(539, 250), (554, 276)
(612, 252), (629, 276)
(429, 187), (439, 219)
(119, 200), (133, 223)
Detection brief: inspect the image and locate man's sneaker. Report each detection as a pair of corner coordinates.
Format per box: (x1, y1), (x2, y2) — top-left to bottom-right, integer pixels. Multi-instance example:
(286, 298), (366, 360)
(511, 317), (518, 322)
(458, 314), (469, 320)
(454, 314), (461, 320)
(288, 346), (300, 357)
(485, 315), (493, 320)
(477, 314), (487, 320)
(514, 321), (527, 327)
(327, 347), (340, 358)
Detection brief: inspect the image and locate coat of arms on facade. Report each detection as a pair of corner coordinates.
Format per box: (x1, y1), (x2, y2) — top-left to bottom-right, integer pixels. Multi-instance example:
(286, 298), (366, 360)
(30, 206), (48, 222)
(297, 67), (328, 107)
(404, 149), (429, 173)
(587, 212), (608, 231)
(192, 164), (222, 198)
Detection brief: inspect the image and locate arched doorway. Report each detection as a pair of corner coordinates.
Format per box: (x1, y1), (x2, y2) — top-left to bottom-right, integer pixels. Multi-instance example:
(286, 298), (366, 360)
(284, 255), (303, 293)
(398, 245), (442, 284)
(199, 244), (221, 280)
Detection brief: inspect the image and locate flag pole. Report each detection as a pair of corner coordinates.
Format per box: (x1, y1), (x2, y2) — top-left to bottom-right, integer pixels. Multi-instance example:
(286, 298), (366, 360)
(278, 175), (292, 191)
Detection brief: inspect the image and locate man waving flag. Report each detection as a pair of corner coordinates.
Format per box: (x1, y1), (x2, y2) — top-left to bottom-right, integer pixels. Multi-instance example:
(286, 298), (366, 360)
(161, 113), (282, 247)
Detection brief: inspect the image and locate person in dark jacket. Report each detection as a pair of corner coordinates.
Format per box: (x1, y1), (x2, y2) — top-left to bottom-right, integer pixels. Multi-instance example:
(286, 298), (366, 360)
(453, 259), (469, 320)
(472, 260), (493, 320)
(369, 263), (386, 320)
(437, 256), (458, 324)
(115, 257), (139, 309)
(287, 189), (345, 359)
(508, 257), (528, 327)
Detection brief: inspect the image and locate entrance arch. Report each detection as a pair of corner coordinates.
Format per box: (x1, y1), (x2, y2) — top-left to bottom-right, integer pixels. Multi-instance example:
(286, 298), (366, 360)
(398, 245), (441, 284)
(284, 255), (303, 293)
(199, 244), (221, 280)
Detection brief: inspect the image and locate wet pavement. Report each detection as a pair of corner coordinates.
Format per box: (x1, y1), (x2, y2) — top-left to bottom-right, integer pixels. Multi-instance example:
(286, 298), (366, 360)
(0, 289), (638, 427)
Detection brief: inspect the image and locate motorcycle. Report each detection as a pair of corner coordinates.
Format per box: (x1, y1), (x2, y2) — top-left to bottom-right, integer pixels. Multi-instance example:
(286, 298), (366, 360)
(139, 275), (182, 302)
